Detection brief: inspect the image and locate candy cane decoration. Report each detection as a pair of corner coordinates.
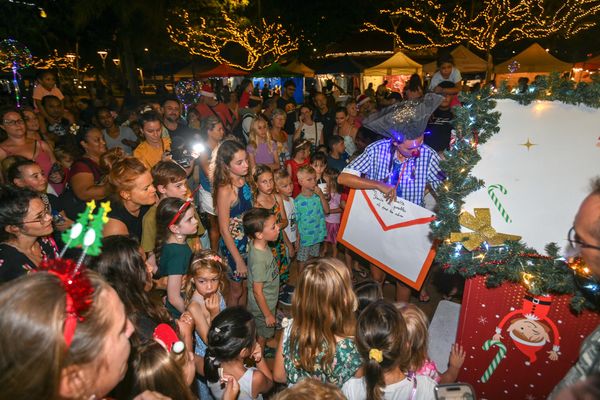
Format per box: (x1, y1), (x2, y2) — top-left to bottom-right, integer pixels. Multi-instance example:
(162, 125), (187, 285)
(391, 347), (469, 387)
(487, 184), (512, 223)
(480, 339), (507, 383)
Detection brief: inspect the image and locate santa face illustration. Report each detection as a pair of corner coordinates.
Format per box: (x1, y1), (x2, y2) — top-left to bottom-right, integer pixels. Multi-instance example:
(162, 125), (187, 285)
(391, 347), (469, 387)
(508, 318), (551, 345)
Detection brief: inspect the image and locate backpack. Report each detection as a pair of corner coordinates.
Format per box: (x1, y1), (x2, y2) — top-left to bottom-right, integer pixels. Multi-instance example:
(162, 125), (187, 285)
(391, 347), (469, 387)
(231, 112), (255, 146)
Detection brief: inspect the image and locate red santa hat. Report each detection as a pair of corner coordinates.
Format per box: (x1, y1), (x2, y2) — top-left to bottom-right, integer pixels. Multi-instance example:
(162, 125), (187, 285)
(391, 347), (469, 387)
(153, 323), (185, 354)
(357, 94), (371, 107)
(200, 84), (216, 99)
(509, 329), (546, 363)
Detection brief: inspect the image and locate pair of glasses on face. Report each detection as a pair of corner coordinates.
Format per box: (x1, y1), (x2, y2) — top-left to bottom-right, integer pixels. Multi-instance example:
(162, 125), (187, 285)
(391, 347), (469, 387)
(3, 119), (25, 126)
(23, 209), (51, 224)
(568, 227), (600, 251)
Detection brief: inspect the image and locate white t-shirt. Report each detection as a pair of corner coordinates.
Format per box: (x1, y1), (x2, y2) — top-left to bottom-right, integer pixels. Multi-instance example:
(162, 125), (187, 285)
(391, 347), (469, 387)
(342, 375), (437, 400)
(103, 126), (138, 154)
(428, 67), (462, 90)
(282, 197), (297, 243)
(294, 121), (323, 146)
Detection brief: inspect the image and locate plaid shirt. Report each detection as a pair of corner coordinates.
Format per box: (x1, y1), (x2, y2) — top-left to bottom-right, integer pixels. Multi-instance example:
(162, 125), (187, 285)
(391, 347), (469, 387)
(343, 139), (444, 206)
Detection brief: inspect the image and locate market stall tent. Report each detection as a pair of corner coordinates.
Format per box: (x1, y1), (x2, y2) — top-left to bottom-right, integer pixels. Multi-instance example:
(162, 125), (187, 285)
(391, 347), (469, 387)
(423, 45), (487, 74)
(195, 63), (248, 78)
(251, 62), (303, 103)
(285, 60), (315, 78)
(494, 43), (573, 87)
(572, 54), (600, 82)
(362, 51), (422, 93)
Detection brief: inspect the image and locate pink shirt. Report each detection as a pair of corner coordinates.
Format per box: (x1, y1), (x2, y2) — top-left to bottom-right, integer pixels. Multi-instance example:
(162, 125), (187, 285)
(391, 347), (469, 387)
(33, 85), (64, 110)
(416, 359), (441, 383)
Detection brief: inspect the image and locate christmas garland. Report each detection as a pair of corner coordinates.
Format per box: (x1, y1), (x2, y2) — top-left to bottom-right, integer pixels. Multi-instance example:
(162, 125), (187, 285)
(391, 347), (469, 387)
(433, 73), (600, 312)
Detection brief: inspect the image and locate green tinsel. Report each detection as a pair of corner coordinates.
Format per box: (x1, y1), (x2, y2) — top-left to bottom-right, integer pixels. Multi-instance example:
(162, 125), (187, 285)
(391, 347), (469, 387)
(433, 76), (600, 313)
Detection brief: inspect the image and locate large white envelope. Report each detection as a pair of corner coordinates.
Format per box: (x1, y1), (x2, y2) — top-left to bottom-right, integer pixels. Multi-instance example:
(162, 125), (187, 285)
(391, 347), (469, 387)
(338, 189), (436, 290)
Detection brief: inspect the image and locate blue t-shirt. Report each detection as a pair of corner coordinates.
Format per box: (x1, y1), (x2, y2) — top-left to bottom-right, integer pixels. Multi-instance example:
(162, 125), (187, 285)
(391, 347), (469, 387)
(294, 193), (326, 247)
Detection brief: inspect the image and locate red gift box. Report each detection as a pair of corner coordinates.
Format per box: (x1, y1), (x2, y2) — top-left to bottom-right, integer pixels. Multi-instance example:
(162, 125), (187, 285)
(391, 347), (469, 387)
(456, 276), (600, 400)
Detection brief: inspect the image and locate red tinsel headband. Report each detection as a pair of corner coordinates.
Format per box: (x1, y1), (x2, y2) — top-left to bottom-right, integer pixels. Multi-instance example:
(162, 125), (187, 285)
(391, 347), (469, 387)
(167, 186), (202, 228)
(39, 259), (94, 349)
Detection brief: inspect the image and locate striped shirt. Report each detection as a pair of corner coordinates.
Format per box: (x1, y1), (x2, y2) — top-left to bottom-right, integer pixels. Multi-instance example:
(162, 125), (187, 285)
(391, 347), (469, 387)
(343, 139), (444, 206)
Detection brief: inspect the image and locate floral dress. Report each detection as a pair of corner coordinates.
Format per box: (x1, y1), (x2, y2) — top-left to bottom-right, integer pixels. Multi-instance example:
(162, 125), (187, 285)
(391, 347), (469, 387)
(282, 320), (362, 388)
(264, 199), (290, 283)
(218, 183), (253, 281)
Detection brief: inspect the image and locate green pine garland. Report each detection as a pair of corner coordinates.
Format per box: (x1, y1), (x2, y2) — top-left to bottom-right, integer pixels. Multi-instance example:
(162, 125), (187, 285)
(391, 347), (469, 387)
(433, 74), (600, 312)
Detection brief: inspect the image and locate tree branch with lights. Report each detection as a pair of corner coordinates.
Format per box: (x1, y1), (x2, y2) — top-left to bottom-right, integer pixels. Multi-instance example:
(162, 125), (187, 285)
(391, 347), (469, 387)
(167, 9), (299, 71)
(363, 0), (600, 74)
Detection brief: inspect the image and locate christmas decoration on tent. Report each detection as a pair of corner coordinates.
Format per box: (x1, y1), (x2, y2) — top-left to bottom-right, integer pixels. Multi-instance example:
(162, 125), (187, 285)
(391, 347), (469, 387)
(167, 10), (298, 71)
(0, 39), (32, 108)
(507, 60), (521, 74)
(431, 74), (600, 312)
(449, 208), (521, 251)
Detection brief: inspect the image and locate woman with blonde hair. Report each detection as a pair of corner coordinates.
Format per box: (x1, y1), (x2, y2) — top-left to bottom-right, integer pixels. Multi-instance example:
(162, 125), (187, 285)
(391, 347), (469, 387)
(103, 156), (157, 240)
(246, 114), (280, 172)
(273, 257), (362, 387)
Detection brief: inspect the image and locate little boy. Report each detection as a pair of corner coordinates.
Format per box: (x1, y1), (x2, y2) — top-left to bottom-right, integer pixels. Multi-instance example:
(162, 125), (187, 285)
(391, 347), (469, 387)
(243, 207), (281, 347)
(428, 53), (463, 96)
(33, 71), (64, 118)
(310, 152), (328, 195)
(275, 169), (298, 305)
(141, 160), (207, 274)
(294, 165), (329, 274)
(327, 135), (348, 172)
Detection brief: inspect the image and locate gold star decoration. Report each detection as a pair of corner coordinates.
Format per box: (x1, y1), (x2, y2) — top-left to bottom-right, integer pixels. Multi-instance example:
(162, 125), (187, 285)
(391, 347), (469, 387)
(520, 138), (537, 151)
(450, 208), (521, 251)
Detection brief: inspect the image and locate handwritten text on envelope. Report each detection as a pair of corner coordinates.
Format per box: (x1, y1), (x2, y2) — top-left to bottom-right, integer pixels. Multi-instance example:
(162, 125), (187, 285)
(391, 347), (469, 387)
(337, 189), (436, 290)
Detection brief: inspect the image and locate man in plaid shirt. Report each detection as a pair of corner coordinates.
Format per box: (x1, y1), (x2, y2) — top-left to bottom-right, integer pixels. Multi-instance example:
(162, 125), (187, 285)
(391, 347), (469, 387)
(339, 93), (445, 302)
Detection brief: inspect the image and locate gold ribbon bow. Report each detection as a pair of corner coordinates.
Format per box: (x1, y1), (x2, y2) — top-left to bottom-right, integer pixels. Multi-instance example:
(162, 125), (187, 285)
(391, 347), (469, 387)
(449, 208), (521, 251)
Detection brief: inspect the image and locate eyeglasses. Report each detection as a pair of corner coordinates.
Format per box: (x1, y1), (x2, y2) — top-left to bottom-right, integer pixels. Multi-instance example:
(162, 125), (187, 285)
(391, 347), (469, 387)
(22, 209), (51, 224)
(2, 119), (25, 126)
(568, 227), (600, 251)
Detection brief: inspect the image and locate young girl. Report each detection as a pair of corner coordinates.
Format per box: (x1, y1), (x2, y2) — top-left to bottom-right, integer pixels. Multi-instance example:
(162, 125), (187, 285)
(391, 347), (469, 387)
(253, 165), (290, 285)
(247, 115), (280, 172)
(322, 167), (343, 258)
(206, 306), (274, 399)
(156, 197), (199, 318)
(285, 139), (310, 198)
(132, 323), (196, 400)
(310, 152), (328, 194)
(212, 139), (253, 306)
(184, 250), (227, 399)
(342, 300), (437, 400)
(400, 304), (466, 384)
(273, 258), (362, 388)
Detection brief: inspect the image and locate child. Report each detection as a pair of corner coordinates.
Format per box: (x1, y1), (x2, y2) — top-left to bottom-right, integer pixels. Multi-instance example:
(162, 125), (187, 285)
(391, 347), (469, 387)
(310, 151), (328, 194)
(156, 197), (199, 318)
(247, 115), (280, 172)
(294, 165), (329, 274)
(184, 250), (227, 400)
(133, 110), (172, 169)
(274, 169), (297, 255)
(132, 323), (196, 400)
(326, 135), (349, 172)
(253, 165), (291, 294)
(285, 139), (310, 197)
(206, 306), (274, 399)
(53, 145), (75, 171)
(342, 300), (437, 400)
(213, 139), (253, 306)
(322, 167), (343, 258)
(33, 71), (64, 118)
(428, 53), (463, 96)
(142, 160), (207, 273)
(273, 258), (362, 387)
(243, 208), (281, 348)
(353, 279), (383, 315)
(400, 304), (466, 383)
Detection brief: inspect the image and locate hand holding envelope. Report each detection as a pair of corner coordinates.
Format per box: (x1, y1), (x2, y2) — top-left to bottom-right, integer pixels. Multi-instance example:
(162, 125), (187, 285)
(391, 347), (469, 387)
(337, 189), (436, 290)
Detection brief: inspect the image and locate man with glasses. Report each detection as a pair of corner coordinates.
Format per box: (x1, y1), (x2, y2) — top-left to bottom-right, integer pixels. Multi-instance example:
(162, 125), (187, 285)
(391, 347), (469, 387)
(550, 179), (600, 398)
(338, 93), (444, 303)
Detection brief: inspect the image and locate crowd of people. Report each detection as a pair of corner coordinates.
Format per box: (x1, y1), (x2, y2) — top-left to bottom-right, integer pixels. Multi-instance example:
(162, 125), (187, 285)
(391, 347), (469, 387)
(0, 52), (597, 399)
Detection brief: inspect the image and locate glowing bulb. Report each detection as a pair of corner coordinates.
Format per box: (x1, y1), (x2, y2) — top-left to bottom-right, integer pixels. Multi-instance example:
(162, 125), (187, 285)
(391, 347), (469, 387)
(192, 142), (205, 154)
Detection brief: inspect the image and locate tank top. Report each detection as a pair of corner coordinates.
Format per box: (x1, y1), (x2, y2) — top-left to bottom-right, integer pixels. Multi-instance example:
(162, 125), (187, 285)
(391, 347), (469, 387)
(107, 202), (150, 241)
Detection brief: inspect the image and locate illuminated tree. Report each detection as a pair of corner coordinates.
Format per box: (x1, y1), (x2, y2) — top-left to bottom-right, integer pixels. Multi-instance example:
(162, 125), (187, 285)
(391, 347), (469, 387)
(167, 10), (299, 71)
(363, 0), (600, 75)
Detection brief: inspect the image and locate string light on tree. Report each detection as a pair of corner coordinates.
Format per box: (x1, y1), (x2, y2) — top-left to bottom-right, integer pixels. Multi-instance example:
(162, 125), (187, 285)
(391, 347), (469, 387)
(362, 0), (600, 75)
(167, 10), (299, 71)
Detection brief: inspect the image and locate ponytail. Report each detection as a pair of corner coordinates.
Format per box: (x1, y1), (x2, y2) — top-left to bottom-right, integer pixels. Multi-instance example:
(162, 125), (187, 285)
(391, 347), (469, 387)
(364, 355), (385, 400)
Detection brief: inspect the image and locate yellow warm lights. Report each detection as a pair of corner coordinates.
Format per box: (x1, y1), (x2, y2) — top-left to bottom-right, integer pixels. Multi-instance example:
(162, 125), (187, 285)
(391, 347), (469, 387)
(167, 10), (299, 71)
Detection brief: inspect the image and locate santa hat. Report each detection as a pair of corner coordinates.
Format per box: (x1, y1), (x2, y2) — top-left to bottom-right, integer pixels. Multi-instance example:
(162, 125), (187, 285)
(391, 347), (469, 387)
(200, 84), (217, 99)
(356, 94), (371, 107)
(509, 330), (546, 363)
(153, 323), (185, 354)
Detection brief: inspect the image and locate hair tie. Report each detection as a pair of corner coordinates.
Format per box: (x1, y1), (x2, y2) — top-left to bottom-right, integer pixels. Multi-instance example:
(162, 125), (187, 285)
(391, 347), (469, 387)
(369, 348), (383, 363)
(214, 327), (221, 333)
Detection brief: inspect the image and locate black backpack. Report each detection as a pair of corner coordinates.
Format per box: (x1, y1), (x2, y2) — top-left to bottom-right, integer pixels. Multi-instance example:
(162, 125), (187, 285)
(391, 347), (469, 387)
(231, 112), (255, 146)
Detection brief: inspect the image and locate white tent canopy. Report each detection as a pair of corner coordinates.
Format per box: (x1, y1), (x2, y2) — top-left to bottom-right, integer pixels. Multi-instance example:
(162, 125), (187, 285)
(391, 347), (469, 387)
(363, 51), (422, 76)
(424, 45), (487, 74)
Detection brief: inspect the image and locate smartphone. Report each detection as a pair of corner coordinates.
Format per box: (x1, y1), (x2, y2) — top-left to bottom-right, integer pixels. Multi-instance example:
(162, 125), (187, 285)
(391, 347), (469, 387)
(435, 383), (476, 400)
